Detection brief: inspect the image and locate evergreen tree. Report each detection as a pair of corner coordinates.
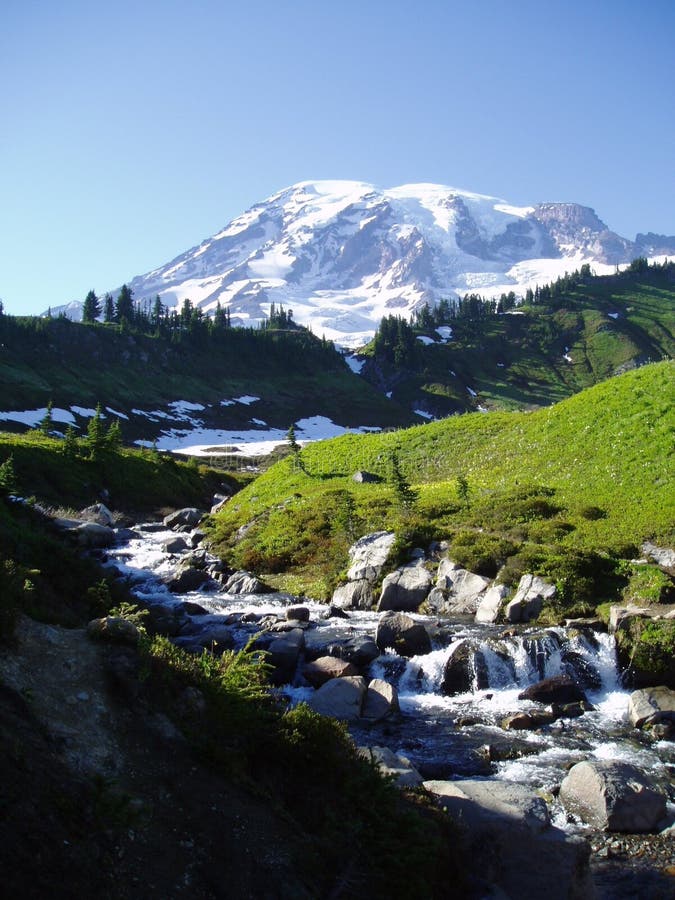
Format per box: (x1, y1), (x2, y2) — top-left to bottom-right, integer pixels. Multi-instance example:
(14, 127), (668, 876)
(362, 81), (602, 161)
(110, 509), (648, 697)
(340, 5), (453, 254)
(86, 404), (106, 459)
(115, 284), (134, 323)
(82, 289), (101, 323)
(38, 400), (54, 435)
(0, 455), (17, 496)
(62, 424), (78, 458)
(103, 293), (115, 323)
(388, 449), (417, 511)
(106, 418), (123, 451)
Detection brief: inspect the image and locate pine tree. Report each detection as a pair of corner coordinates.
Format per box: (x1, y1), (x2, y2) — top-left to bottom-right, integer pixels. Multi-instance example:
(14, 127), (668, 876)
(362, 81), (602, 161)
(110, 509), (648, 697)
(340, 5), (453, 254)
(0, 455), (17, 495)
(388, 450), (417, 511)
(38, 400), (54, 436)
(86, 403), (106, 459)
(106, 418), (123, 451)
(115, 285), (134, 323)
(103, 293), (114, 323)
(62, 424), (78, 458)
(82, 289), (101, 323)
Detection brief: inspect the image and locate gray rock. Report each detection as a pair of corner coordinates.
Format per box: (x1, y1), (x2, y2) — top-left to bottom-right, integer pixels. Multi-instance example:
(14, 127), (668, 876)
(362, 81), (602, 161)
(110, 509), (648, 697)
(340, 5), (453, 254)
(560, 760), (667, 832)
(475, 584), (509, 623)
(75, 522), (115, 548)
(359, 746), (422, 787)
(377, 563), (433, 612)
(435, 559), (491, 613)
(504, 574), (556, 623)
(163, 507), (205, 531)
(424, 779), (551, 833)
(501, 710), (558, 730)
(375, 610), (431, 657)
(642, 541), (675, 573)
(442, 639), (488, 695)
(168, 567), (212, 593)
(79, 503), (115, 526)
(303, 656), (358, 688)
(331, 579), (374, 610)
(224, 571), (265, 595)
(267, 628), (305, 685)
(87, 616), (139, 645)
(628, 685), (675, 729)
(286, 606), (310, 622)
(362, 678), (399, 721)
(346, 531), (396, 583)
(308, 676), (367, 721)
(518, 674), (587, 705)
(162, 535), (189, 554)
(351, 470), (381, 484)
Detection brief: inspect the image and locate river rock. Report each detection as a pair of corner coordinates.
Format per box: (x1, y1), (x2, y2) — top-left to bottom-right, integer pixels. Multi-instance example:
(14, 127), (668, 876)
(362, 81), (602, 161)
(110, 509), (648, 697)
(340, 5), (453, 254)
(79, 503), (115, 526)
(504, 574), (556, 623)
(267, 628), (305, 685)
(167, 567), (212, 593)
(560, 760), (667, 832)
(359, 746), (422, 786)
(628, 685), (675, 730)
(518, 674), (587, 705)
(75, 522), (115, 548)
(442, 640), (488, 695)
(286, 606), (310, 622)
(346, 531), (396, 582)
(224, 571), (266, 595)
(375, 611), (431, 657)
(475, 584), (509, 623)
(163, 507), (205, 531)
(501, 710), (558, 730)
(434, 560), (491, 613)
(87, 616), (140, 645)
(377, 563), (433, 612)
(303, 656), (358, 688)
(361, 678), (399, 721)
(307, 676), (367, 721)
(162, 535), (189, 554)
(331, 579), (373, 610)
(423, 779), (592, 899)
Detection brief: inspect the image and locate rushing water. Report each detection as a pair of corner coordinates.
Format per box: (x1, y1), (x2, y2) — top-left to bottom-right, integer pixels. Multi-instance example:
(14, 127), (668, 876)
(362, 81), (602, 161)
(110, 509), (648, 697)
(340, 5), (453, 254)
(107, 524), (675, 827)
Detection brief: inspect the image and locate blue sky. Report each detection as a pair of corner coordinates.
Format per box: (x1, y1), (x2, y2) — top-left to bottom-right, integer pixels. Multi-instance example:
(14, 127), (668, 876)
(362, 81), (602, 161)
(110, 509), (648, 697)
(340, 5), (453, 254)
(2, 0), (674, 315)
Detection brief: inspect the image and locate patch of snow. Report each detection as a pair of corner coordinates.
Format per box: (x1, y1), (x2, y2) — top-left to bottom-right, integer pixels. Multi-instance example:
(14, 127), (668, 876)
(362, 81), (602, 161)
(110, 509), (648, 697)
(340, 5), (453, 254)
(344, 354), (365, 374)
(608, 312), (620, 319)
(234, 395), (260, 405)
(70, 406), (98, 418)
(563, 354), (573, 363)
(169, 401), (206, 413)
(467, 387), (477, 397)
(414, 409), (434, 420)
(106, 407), (129, 420)
(497, 362), (505, 368)
(416, 335), (436, 346)
(435, 326), (453, 341)
(220, 399), (236, 407)
(449, 370), (456, 376)
(251, 418), (267, 426)
(385, 391), (393, 399)
(0, 407), (76, 427)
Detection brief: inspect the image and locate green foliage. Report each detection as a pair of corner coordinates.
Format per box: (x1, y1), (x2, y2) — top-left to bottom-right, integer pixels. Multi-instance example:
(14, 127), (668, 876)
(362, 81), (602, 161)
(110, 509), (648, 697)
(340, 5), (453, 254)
(622, 563), (674, 605)
(447, 530), (519, 578)
(37, 400), (54, 436)
(86, 404), (106, 460)
(0, 455), (18, 495)
(0, 558), (34, 640)
(388, 449), (418, 511)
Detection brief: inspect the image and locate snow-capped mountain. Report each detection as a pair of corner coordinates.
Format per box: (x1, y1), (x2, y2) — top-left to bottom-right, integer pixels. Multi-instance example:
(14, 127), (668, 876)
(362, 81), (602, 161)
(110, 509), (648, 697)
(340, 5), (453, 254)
(68, 181), (675, 347)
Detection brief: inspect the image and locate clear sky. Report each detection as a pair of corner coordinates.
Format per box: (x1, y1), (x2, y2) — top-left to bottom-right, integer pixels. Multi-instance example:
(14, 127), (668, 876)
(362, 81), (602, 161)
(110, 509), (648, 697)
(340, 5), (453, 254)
(2, 0), (674, 315)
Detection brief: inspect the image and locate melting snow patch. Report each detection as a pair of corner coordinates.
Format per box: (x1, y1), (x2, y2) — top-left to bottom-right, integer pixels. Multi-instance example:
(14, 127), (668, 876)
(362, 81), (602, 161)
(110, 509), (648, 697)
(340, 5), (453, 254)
(220, 399), (236, 407)
(608, 312), (620, 319)
(251, 418), (267, 426)
(416, 335), (436, 346)
(344, 354), (365, 374)
(386, 391), (393, 399)
(467, 387), (477, 397)
(435, 326), (453, 341)
(106, 407), (129, 419)
(71, 406), (98, 418)
(414, 409), (434, 420)
(169, 401), (206, 414)
(0, 407), (76, 427)
(234, 395), (260, 405)
(563, 354), (573, 363)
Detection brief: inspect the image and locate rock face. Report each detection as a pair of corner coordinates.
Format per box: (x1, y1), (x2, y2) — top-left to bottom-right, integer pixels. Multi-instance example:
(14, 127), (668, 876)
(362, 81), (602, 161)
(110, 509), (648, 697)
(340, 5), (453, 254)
(628, 686), (675, 731)
(307, 676), (367, 721)
(475, 584), (509, 623)
(331, 579), (373, 610)
(87, 616), (140, 645)
(346, 532), (396, 583)
(560, 760), (667, 832)
(377, 563), (433, 612)
(518, 674), (587, 706)
(375, 611), (431, 657)
(424, 779), (593, 899)
(504, 574), (556, 623)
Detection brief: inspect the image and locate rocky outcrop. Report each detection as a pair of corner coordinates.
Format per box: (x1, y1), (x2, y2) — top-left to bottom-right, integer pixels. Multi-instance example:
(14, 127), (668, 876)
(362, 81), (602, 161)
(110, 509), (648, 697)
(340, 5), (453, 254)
(424, 778), (593, 899)
(75, 522), (115, 548)
(86, 616), (140, 645)
(223, 571), (266, 595)
(628, 685), (675, 737)
(377, 563), (432, 612)
(504, 574), (556, 623)
(79, 503), (115, 527)
(346, 531), (395, 582)
(560, 761), (667, 832)
(162, 535), (189, 554)
(375, 611), (431, 657)
(609, 605), (675, 688)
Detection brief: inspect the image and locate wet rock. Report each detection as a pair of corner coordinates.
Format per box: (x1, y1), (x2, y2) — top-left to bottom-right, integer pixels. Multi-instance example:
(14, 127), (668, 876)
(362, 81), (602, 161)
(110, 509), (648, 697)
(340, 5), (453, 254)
(377, 563), (433, 612)
(321, 605), (350, 620)
(475, 584), (509, 623)
(628, 685), (675, 729)
(180, 601), (209, 616)
(560, 649), (603, 691)
(286, 606), (310, 622)
(501, 710), (558, 730)
(167, 567), (212, 593)
(361, 678), (399, 721)
(346, 531), (396, 582)
(504, 574), (556, 623)
(442, 640), (488, 695)
(223, 571), (266, 595)
(189, 530), (207, 548)
(162, 535), (189, 554)
(560, 760), (667, 832)
(307, 676), (367, 721)
(375, 611), (431, 657)
(325, 636), (380, 669)
(163, 507), (205, 531)
(303, 656), (357, 688)
(359, 746), (422, 787)
(87, 616), (140, 645)
(267, 628), (305, 685)
(331, 579), (373, 610)
(518, 674), (587, 705)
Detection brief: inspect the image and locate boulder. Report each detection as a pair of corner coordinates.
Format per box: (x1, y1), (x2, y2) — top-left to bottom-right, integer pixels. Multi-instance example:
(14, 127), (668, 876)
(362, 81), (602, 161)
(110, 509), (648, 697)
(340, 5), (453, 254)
(87, 616), (140, 645)
(628, 685), (675, 729)
(359, 746), (422, 787)
(560, 760), (667, 832)
(642, 541), (675, 574)
(167, 567), (212, 593)
(79, 503), (115, 526)
(163, 507), (205, 531)
(351, 470), (381, 484)
(375, 611), (431, 657)
(434, 559), (491, 613)
(162, 535), (189, 554)
(442, 640), (488, 695)
(224, 571), (266, 595)
(504, 574), (556, 623)
(501, 710), (558, 730)
(346, 531), (396, 583)
(286, 606), (310, 622)
(75, 522), (115, 548)
(327, 636), (380, 669)
(361, 678), (399, 721)
(475, 584), (509, 623)
(331, 580), (374, 610)
(377, 563), (433, 612)
(267, 628), (305, 685)
(303, 656), (358, 688)
(518, 674), (587, 706)
(423, 779), (592, 899)
(307, 676), (367, 721)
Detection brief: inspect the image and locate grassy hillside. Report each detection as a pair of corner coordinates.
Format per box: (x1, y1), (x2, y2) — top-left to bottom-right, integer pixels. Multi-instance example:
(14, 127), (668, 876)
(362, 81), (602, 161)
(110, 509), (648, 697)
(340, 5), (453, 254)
(210, 361), (674, 612)
(361, 262), (675, 416)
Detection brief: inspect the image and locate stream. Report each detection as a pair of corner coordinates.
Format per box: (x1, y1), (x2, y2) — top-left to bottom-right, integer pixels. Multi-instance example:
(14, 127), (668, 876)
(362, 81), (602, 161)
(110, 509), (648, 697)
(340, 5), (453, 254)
(105, 522), (675, 835)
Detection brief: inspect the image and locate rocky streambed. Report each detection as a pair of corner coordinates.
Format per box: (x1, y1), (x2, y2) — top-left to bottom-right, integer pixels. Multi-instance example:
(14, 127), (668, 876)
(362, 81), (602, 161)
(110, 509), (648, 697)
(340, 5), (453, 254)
(91, 511), (675, 898)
